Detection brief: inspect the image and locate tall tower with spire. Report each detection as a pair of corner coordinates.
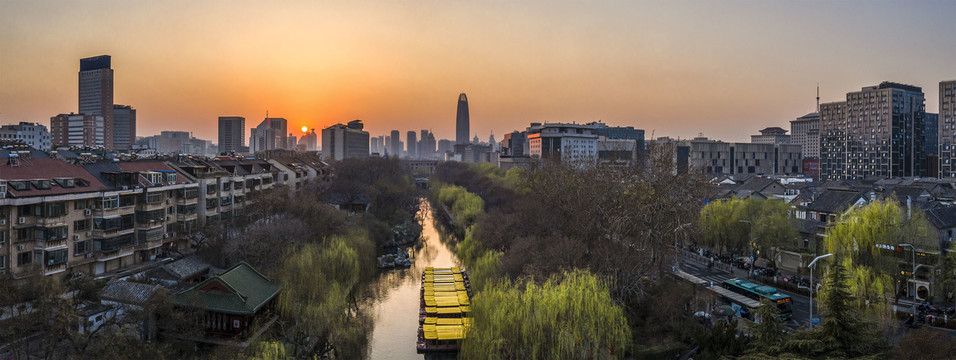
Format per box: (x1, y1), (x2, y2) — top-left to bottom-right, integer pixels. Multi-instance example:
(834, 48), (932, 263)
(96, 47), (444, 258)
(456, 93), (470, 145)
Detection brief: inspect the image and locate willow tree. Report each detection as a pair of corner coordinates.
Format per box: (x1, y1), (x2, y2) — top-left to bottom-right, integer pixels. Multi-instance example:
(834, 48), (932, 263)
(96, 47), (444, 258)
(698, 198), (797, 262)
(460, 270), (630, 360)
(823, 199), (934, 318)
(273, 233), (373, 359)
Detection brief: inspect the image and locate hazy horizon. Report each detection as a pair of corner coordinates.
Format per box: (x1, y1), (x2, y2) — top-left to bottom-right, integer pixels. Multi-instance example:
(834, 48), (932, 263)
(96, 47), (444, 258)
(2, 0), (954, 144)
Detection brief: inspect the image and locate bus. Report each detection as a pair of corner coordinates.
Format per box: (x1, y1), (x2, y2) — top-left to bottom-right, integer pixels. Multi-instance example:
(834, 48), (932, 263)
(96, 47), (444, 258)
(722, 278), (793, 320)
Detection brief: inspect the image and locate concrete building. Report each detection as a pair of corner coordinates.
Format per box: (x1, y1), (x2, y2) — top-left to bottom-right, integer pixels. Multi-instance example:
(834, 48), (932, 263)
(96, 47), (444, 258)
(940, 80), (956, 178)
(790, 113), (820, 159)
(407, 131), (418, 159)
(298, 129), (317, 151)
(751, 127), (791, 145)
(249, 118), (289, 153)
(112, 105), (136, 151)
(689, 136), (802, 176)
(321, 120), (370, 161)
(0, 122), (52, 151)
(417, 130), (436, 159)
(526, 123), (598, 163)
(500, 131), (526, 157)
(51, 113), (104, 148)
(437, 139), (454, 156)
(456, 93), (469, 145)
(390, 130), (401, 158)
(79, 55), (114, 150)
(820, 82), (926, 180)
(218, 116), (245, 154)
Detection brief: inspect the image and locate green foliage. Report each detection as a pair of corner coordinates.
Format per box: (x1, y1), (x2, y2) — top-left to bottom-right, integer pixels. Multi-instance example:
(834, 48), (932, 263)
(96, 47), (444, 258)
(816, 261), (887, 357)
(273, 231), (374, 358)
(469, 251), (503, 292)
(698, 197), (798, 262)
(434, 183), (485, 233)
(692, 319), (749, 360)
(460, 269), (631, 360)
(938, 250), (956, 308)
(823, 199), (933, 316)
(749, 298), (786, 354)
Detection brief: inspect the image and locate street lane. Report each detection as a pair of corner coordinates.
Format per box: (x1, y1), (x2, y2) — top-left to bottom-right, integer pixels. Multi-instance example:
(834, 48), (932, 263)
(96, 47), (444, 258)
(679, 255), (816, 329)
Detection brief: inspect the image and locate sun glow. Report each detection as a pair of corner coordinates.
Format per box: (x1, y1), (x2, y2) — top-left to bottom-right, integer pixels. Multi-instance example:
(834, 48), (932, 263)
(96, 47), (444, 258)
(301, 126), (309, 133)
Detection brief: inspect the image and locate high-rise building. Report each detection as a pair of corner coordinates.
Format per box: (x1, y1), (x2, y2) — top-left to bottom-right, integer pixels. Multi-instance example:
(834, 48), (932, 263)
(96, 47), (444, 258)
(940, 80), (956, 178)
(418, 130), (436, 159)
(456, 93), (469, 145)
(688, 136), (802, 176)
(390, 130), (401, 157)
(407, 131), (418, 158)
(501, 131), (526, 157)
(112, 104), (136, 150)
(322, 120), (370, 160)
(249, 117), (288, 153)
(0, 122), (52, 151)
(526, 123), (598, 163)
(370, 137), (380, 154)
(437, 139), (454, 155)
(298, 129), (318, 151)
(750, 127), (791, 145)
(820, 82), (925, 180)
(790, 113), (820, 159)
(50, 113), (104, 147)
(79, 55), (114, 150)
(218, 116), (245, 154)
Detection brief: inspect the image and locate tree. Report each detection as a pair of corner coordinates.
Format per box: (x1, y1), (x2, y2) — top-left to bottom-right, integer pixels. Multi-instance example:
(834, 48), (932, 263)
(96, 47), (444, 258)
(698, 197), (798, 266)
(823, 199), (934, 317)
(749, 298), (786, 355)
(460, 269), (630, 360)
(816, 261), (886, 357)
(892, 328), (956, 360)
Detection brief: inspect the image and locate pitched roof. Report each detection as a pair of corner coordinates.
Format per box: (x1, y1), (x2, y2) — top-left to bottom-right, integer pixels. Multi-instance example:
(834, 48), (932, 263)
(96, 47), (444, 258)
(174, 262), (280, 315)
(807, 189), (866, 214)
(925, 206), (956, 229)
(0, 158), (109, 197)
(99, 280), (162, 305)
(162, 256), (210, 280)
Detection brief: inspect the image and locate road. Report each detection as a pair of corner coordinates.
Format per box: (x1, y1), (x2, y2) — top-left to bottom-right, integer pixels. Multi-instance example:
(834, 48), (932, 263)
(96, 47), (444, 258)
(678, 254), (816, 329)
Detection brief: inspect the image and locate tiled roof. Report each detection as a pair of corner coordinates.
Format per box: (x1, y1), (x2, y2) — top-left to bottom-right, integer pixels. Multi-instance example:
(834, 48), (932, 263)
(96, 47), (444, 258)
(99, 280), (162, 305)
(0, 158), (109, 197)
(925, 206), (956, 229)
(174, 262), (280, 315)
(806, 189), (865, 214)
(162, 256), (210, 280)
(793, 218), (825, 235)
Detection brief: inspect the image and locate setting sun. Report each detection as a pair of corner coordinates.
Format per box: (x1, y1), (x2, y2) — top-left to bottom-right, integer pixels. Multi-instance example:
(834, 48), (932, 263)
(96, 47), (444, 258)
(301, 126), (308, 133)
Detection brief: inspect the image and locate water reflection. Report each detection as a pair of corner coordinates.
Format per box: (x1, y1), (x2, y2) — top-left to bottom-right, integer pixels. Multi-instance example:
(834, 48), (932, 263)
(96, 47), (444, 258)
(366, 200), (460, 360)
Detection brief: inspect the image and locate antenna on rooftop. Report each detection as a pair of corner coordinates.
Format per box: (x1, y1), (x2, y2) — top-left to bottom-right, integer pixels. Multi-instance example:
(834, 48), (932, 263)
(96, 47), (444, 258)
(816, 83), (820, 113)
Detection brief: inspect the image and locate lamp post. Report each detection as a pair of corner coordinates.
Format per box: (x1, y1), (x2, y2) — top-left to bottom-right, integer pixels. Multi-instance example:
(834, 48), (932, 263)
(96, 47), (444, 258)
(808, 253), (833, 329)
(739, 220), (755, 278)
(899, 243), (922, 319)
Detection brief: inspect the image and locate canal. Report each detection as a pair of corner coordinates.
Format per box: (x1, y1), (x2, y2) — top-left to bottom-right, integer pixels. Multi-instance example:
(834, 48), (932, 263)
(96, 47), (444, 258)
(366, 199), (460, 360)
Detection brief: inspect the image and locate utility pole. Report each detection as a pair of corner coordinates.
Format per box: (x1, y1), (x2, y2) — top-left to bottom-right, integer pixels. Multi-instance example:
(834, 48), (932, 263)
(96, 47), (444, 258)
(808, 253), (833, 329)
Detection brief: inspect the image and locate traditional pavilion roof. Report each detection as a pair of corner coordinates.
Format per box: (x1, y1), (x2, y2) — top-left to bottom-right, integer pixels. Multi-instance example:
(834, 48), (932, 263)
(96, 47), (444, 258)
(174, 262), (280, 315)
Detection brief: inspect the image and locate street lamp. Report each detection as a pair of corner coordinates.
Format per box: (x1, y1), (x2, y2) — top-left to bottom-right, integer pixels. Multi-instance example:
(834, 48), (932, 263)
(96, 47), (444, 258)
(899, 243), (923, 319)
(739, 220), (755, 278)
(808, 253), (833, 329)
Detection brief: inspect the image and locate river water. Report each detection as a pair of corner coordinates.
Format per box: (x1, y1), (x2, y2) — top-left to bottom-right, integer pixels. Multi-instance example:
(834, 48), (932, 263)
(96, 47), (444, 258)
(366, 200), (460, 360)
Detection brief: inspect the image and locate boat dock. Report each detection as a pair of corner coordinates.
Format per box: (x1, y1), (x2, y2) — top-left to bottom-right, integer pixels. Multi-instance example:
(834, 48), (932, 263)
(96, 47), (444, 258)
(417, 267), (472, 353)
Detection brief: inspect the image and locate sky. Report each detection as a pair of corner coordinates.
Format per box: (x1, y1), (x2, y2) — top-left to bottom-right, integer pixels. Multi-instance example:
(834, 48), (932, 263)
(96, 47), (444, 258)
(1, 0), (954, 144)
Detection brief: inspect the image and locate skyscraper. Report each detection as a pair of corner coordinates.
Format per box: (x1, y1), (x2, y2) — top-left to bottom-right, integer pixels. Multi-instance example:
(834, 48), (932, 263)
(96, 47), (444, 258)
(407, 131), (418, 158)
(820, 82), (925, 180)
(50, 113), (104, 148)
(79, 55), (114, 150)
(112, 104), (136, 150)
(322, 120), (370, 160)
(456, 93), (469, 145)
(218, 116), (245, 154)
(391, 130), (401, 157)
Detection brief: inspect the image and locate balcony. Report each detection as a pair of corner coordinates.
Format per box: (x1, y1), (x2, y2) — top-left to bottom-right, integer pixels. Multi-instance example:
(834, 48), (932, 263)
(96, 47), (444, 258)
(44, 262), (67, 275)
(36, 238), (68, 250)
(92, 228), (135, 238)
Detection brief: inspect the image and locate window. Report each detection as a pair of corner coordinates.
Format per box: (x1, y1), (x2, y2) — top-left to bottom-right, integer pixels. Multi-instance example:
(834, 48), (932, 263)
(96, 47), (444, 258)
(146, 192), (164, 205)
(30, 180), (51, 190)
(44, 249), (67, 266)
(0, 255), (5, 270)
(17, 251), (31, 266)
(54, 178), (75, 188)
(74, 241), (89, 256)
(74, 200), (91, 210)
(99, 196), (119, 209)
(8, 181), (29, 191)
(44, 202), (67, 217)
(119, 194), (136, 207)
(74, 219), (90, 231)
(165, 173), (177, 183)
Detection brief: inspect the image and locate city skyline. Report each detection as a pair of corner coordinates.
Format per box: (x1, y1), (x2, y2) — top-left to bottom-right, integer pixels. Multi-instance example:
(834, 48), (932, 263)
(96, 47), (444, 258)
(1, 1), (954, 143)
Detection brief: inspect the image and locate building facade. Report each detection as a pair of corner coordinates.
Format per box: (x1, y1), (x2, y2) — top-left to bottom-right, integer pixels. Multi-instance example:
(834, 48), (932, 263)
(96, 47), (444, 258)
(456, 93), (469, 145)
(112, 105), (136, 151)
(321, 120), (370, 161)
(820, 82), (926, 180)
(50, 113), (104, 148)
(0, 122), (52, 151)
(217, 116), (245, 154)
(526, 123), (598, 163)
(688, 137), (802, 176)
(750, 127), (791, 145)
(406, 131), (417, 159)
(78, 56), (114, 150)
(940, 80), (956, 178)
(790, 113), (820, 159)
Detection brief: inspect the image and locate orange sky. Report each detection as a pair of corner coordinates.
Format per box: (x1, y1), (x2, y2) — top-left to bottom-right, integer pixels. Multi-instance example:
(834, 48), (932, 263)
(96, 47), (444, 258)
(1, 1), (954, 144)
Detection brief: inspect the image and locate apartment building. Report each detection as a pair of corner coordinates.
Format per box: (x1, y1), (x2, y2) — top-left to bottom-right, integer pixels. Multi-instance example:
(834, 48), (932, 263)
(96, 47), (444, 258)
(0, 152), (334, 280)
